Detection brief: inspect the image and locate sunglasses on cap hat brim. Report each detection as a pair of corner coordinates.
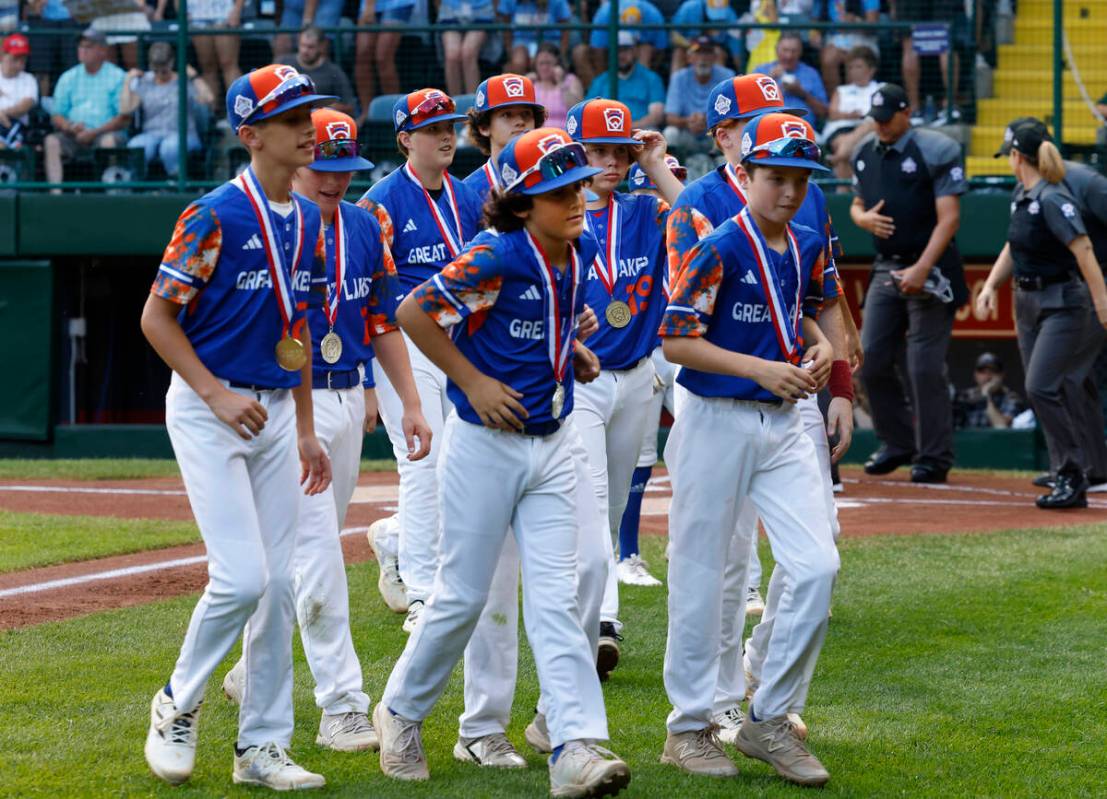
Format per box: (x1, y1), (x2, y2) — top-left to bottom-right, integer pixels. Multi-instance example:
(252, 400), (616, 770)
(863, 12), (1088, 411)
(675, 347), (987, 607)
(240, 73), (337, 127)
(309, 138), (375, 172)
(741, 137), (830, 172)
(398, 94), (467, 131)
(505, 141), (603, 195)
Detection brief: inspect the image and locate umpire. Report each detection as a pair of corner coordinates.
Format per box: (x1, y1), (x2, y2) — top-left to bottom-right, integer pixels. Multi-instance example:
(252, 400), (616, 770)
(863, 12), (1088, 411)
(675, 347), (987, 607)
(977, 119), (1107, 508)
(849, 83), (967, 483)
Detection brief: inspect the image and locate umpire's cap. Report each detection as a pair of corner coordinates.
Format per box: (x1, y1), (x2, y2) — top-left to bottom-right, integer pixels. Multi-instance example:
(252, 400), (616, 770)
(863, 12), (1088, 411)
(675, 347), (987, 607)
(995, 117), (1051, 158)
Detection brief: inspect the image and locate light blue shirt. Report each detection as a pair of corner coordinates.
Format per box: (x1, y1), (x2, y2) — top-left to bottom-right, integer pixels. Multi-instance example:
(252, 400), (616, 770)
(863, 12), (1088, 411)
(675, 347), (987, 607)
(589, 0), (668, 50)
(671, 0), (743, 58)
(53, 62), (125, 129)
(586, 63), (665, 123)
(496, 0), (572, 44)
(665, 64), (736, 118)
(752, 60), (828, 124)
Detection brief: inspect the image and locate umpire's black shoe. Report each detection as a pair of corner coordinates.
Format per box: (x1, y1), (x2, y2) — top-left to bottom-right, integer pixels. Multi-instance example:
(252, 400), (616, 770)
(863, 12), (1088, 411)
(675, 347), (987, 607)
(910, 464), (949, 484)
(1036, 471), (1088, 509)
(597, 622), (622, 682)
(1032, 472), (1055, 488)
(863, 448), (915, 475)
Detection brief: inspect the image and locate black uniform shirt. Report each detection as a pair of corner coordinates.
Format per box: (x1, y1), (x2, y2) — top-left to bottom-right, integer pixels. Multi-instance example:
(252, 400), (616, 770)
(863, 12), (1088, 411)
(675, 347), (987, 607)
(1007, 179), (1086, 280)
(1062, 160), (1107, 265)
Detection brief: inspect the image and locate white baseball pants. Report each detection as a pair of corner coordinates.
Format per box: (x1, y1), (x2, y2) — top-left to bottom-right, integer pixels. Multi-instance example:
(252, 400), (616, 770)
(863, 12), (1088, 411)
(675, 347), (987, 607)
(373, 334), (451, 604)
(383, 416), (609, 748)
(635, 347), (677, 469)
(664, 394), (838, 731)
(164, 374), (300, 748)
(574, 357), (656, 628)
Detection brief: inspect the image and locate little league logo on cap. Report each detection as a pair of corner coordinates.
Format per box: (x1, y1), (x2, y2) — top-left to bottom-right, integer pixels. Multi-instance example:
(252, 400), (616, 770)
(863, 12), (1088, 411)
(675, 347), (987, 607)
(393, 88), (467, 133)
(226, 64), (336, 131)
(739, 112), (829, 172)
(310, 108), (374, 172)
(565, 99), (638, 145)
(473, 74), (540, 114)
(497, 127), (602, 195)
(867, 83), (909, 122)
(706, 73), (805, 130)
(325, 119), (352, 141)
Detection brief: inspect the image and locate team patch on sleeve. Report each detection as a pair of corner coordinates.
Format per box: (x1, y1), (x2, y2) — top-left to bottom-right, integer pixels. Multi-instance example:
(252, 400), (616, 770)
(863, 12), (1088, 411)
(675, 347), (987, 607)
(660, 240), (724, 338)
(152, 203), (222, 304)
(413, 245), (503, 329)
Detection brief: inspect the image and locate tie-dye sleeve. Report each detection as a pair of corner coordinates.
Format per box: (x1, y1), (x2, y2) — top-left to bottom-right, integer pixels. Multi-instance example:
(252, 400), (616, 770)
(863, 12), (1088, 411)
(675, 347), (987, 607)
(152, 203), (222, 304)
(412, 245), (504, 329)
(660, 237), (724, 338)
(803, 246), (828, 319)
(357, 197), (395, 249)
(368, 237), (402, 337)
(666, 203), (715, 298)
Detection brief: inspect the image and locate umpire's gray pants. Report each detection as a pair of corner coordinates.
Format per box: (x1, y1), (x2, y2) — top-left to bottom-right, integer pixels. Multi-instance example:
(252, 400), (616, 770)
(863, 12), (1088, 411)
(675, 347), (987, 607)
(1015, 279), (1093, 476)
(860, 268), (956, 470)
(1050, 309), (1107, 478)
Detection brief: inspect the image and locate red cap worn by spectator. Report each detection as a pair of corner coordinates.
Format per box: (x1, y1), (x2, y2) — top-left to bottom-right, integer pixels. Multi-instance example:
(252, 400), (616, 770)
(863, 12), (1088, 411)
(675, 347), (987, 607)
(3, 34), (30, 56)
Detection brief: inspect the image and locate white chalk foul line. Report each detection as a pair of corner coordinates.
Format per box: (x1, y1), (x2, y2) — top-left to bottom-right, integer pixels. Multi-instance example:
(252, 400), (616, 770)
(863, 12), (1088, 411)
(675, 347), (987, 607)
(0, 526), (371, 599)
(0, 485), (187, 496)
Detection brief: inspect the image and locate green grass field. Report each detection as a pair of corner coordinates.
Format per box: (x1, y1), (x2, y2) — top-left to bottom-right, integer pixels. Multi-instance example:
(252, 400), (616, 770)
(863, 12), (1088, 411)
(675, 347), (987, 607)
(3, 520), (1106, 797)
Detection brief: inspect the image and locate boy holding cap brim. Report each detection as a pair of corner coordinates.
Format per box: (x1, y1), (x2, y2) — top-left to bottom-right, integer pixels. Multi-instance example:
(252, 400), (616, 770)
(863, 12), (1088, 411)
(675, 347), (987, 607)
(140, 64), (335, 790)
(660, 112), (838, 787)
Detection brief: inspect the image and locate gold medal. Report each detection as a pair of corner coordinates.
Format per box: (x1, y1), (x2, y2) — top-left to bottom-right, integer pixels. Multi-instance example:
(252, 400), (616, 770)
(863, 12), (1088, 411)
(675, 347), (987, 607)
(551, 383), (566, 418)
(605, 300), (632, 329)
(320, 330), (343, 365)
(276, 335), (307, 371)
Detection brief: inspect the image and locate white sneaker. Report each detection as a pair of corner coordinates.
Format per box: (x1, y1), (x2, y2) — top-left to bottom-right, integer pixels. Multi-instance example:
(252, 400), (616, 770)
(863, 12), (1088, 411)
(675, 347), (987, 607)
(221, 660), (244, 705)
(525, 712), (552, 754)
(402, 600), (424, 633)
(232, 742), (325, 790)
(453, 733), (527, 768)
(745, 587), (766, 617)
(373, 702), (429, 781)
(548, 740), (630, 798)
(317, 711), (379, 752)
(615, 554), (662, 587)
(144, 689), (200, 785)
(369, 518), (408, 614)
(1087, 478), (1107, 493)
(713, 706), (744, 745)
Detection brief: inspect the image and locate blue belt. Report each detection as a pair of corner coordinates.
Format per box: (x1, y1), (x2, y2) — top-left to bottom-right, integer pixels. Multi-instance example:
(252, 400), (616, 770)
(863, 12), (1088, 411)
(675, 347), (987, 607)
(313, 368), (362, 390)
(521, 419), (562, 437)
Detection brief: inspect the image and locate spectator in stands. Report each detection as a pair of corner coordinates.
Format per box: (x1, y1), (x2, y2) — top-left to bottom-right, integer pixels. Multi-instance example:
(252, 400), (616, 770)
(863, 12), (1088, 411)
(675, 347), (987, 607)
(528, 42), (582, 129)
(90, 0), (152, 70)
(43, 29), (127, 188)
(121, 42), (213, 177)
(0, 0), (15, 33)
(21, 0), (76, 95)
(895, 0), (966, 125)
(753, 31), (828, 125)
(0, 33), (37, 150)
(586, 31), (664, 129)
(820, 0), (880, 95)
(498, 0), (572, 75)
(669, 0), (743, 73)
(588, 0), (668, 76)
(188, 0), (244, 100)
(822, 45), (878, 182)
(663, 35), (734, 152)
(354, 0), (414, 121)
(273, 0), (345, 57)
(953, 353), (1026, 430)
(439, 0), (494, 96)
(279, 25), (355, 115)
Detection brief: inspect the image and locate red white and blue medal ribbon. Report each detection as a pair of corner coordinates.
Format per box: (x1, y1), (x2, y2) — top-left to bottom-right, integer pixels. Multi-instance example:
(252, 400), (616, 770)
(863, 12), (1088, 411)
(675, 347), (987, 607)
(325, 205), (346, 329)
(736, 207), (802, 363)
(525, 230), (580, 384)
(404, 162), (464, 258)
(234, 166), (304, 336)
(723, 162), (748, 205)
(584, 194), (619, 295)
(482, 159), (502, 191)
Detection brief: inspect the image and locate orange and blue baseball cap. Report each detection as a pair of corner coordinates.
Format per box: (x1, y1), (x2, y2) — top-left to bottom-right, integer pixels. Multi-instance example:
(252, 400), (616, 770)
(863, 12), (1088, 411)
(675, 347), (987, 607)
(226, 64), (336, 131)
(393, 88), (467, 133)
(309, 109), (374, 172)
(628, 154), (686, 190)
(497, 127), (602, 195)
(739, 113), (829, 172)
(473, 73), (544, 118)
(706, 73), (805, 130)
(565, 99), (639, 146)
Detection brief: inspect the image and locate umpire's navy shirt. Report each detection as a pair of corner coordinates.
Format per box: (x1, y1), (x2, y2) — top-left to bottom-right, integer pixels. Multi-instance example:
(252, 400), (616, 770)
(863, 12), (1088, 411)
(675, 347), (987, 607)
(1008, 179), (1086, 281)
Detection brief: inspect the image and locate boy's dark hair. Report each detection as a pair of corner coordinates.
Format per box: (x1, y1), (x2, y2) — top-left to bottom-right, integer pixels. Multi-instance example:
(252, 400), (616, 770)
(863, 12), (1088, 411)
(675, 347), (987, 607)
(482, 189), (533, 232)
(466, 105), (548, 157)
(846, 45), (878, 70)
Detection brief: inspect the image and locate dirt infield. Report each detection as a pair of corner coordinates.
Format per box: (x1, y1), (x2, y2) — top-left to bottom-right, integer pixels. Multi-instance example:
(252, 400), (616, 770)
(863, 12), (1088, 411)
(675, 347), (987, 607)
(2, 467), (1104, 630)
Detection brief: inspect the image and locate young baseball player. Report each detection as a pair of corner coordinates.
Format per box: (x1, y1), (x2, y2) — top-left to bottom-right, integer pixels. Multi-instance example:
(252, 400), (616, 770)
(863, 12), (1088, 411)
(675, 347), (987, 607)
(463, 72), (546, 198)
(219, 108), (432, 753)
(373, 127), (632, 798)
(664, 74), (855, 744)
(565, 98), (684, 678)
(139, 64), (335, 790)
(616, 155), (686, 589)
(660, 114), (839, 787)
(357, 88), (484, 633)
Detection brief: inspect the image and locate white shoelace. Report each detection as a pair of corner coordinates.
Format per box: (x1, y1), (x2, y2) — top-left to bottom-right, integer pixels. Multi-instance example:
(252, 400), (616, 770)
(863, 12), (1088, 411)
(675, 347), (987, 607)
(394, 718), (426, 764)
(248, 742), (298, 775)
(157, 702), (199, 746)
(330, 712), (373, 737)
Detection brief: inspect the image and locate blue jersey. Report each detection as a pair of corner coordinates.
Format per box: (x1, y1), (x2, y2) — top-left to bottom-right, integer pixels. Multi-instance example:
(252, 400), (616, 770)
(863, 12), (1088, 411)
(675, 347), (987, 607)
(412, 228), (595, 427)
(357, 163), (483, 297)
(666, 164), (840, 304)
(462, 159), (502, 205)
(152, 180), (326, 388)
(662, 211), (828, 401)
(582, 192), (670, 370)
(307, 200), (403, 387)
